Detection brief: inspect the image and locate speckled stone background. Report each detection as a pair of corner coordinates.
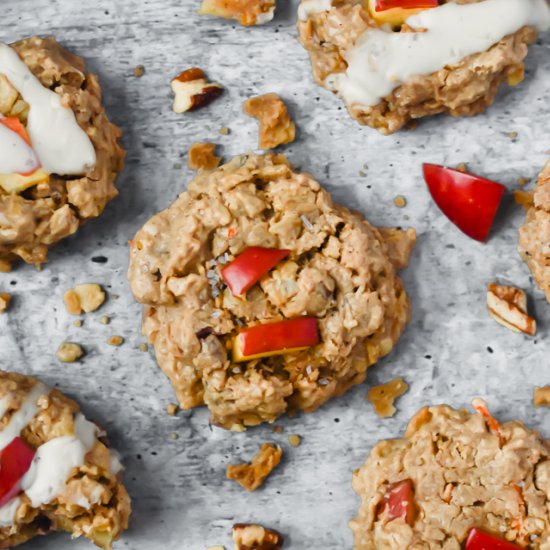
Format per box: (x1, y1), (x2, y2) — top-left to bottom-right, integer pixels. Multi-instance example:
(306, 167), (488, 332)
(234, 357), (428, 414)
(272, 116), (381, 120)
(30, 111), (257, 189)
(1, 1), (549, 548)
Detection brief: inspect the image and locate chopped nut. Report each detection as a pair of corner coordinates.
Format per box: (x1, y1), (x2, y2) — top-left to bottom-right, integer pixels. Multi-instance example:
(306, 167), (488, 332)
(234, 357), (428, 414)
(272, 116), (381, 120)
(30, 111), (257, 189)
(288, 434), (301, 447)
(232, 523), (284, 550)
(166, 403), (178, 416)
(64, 284), (106, 315)
(199, 0), (275, 26)
(134, 64), (145, 78)
(139, 343), (149, 352)
(171, 68), (223, 113)
(226, 443), (282, 491)
(0, 293), (11, 313)
(394, 195), (407, 208)
(243, 93), (296, 150)
(107, 335), (124, 346)
(534, 387), (550, 408)
(55, 342), (84, 363)
(514, 190), (534, 210)
(487, 283), (536, 336)
(219, 127), (230, 135)
(188, 143), (222, 171)
(367, 377), (409, 418)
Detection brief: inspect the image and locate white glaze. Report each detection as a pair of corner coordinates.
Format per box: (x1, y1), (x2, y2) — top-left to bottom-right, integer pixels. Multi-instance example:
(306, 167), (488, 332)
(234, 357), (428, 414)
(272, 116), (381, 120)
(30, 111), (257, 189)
(0, 497), (21, 527)
(0, 42), (96, 175)
(256, 8), (275, 25)
(328, 0), (550, 108)
(0, 121), (40, 175)
(0, 383), (47, 452)
(21, 414), (97, 508)
(0, 395), (12, 419)
(298, 0), (332, 21)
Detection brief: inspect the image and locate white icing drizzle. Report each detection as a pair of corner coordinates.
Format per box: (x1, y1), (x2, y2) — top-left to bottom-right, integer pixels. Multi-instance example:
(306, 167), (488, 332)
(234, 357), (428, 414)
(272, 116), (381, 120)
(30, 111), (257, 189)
(21, 414), (97, 508)
(0, 121), (40, 175)
(0, 395), (12, 419)
(0, 42), (96, 176)
(328, 0), (550, 108)
(298, 0), (332, 21)
(255, 8), (275, 25)
(0, 496), (21, 527)
(0, 383), (47, 452)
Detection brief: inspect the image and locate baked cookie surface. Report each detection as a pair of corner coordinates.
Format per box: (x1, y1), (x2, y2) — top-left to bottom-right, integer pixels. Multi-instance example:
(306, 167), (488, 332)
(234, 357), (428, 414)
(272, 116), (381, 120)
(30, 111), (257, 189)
(519, 161), (550, 303)
(0, 371), (130, 549)
(351, 402), (550, 549)
(0, 36), (125, 270)
(128, 153), (415, 429)
(297, 0), (550, 134)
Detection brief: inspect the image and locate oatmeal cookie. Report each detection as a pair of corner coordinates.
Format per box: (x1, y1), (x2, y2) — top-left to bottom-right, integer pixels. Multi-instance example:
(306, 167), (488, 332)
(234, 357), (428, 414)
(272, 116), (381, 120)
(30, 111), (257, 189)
(519, 161), (550, 303)
(351, 402), (550, 549)
(297, 0), (549, 134)
(0, 36), (125, 269)
(0, 371), (130, 548)
(128, 153), (415, 429)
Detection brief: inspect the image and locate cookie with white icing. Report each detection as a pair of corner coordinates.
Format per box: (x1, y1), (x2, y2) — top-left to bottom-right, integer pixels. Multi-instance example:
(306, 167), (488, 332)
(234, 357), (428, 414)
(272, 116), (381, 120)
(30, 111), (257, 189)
(0, 36), (125, 270)
(298, 0), (550, 134)
(0, 371), (130, 548)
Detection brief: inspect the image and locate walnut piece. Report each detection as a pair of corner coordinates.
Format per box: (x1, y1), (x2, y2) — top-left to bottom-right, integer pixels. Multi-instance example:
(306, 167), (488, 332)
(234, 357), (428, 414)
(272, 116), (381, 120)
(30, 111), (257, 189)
(534, 387), (550, 408)
(487, 283), (536, 336)
(232, 523), (284, 550)
(55, 342), (84, 363)
(367, 377), (409, 418)
(64, 284), (106, 315)
(0, 293), (11, 313)
(199, 0), (276, 26)
(188, 143), (221, 171)
(243, 94), (296, 150)
(226, 443), (282, 491)
(171, 68), (223, 114)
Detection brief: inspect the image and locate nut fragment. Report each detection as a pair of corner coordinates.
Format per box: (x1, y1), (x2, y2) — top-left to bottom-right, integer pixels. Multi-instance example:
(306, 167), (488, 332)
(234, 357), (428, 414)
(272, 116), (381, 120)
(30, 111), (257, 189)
(226, 443), (282, 491)
(199, 0), (275, 26)
(487, 283), (536, 336)
(367, 377), (409, 418)
(0, 293), (11, 313)
(64, 284), (106, 315)
(534, 387), (550, 407)
(171, 68), (223, 113)
(232, 523), (284, 550)
(55, 342), (84, 363)
(188, 143), (222, 171)
(243, 93), (296, 150)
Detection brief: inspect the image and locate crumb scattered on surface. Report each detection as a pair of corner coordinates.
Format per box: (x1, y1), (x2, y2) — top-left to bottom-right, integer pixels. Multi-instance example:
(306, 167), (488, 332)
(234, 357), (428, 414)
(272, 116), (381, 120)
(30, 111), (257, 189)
(134, 64), (145, 78)
(139, 343), (148, 352)
(508, 131), (519, 139)
(219, 127), (230, 135)
(199, 0), (275, 26)
(55, 342), (84, 363)
(107, 335), (124, 346)
(73, 319), (83, 327)
(171, 67), (223, 113)
(518, 177), (528, 186)
(359, 170), (367, 177)
(226, 444), (282, 492)
(170, 432), (179, 440)
(166, 403), (178, 416)
(514, 190), (534, 210)
(288, 434), (301, 447)
(207, 547), (225, 550)
(232, 523), (284, 550)
(394, 195), (407, 208)
(272, 425), (283, 434)
(101, 315), (111, 325)
(64, 284), (106, 315)
(0, 293), (11, 313)
(188, 143), (221, 171)
(367, 377), (409, 417)
(534, 387), (550, 407)
(243, 93), (296, 150)
(487, 283), (536, 336)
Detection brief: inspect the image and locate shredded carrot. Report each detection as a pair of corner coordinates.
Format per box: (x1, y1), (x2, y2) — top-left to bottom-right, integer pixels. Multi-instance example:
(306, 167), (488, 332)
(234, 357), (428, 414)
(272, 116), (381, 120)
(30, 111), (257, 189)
(511, 485), (527, 542)
(472, 398), (505, 446)
(228, 227), (237, 239)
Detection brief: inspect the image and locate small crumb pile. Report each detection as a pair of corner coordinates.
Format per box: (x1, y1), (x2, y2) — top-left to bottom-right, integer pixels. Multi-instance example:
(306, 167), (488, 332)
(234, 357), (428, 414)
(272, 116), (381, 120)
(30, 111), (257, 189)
(367, 377), (409, 417)
(64, 284), (106, 315)
(188, 143), (221, 171)
(226, 443), (282, 491)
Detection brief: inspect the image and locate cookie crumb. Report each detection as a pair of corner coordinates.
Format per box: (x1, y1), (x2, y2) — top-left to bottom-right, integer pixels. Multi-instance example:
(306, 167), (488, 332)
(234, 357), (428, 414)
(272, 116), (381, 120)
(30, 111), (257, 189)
(0, 293), (11, 313)
(514, 190), (534, 210)
(367, 377), (409, 417)
(199, 0), (275, 26)
(166, 403), (179, 416)
(227, 443), (282, 491)
(232, 523), (283, 550)
(456, 163), (467, 172)
(394, 195), (407, 208)
(517, 177), (528, 186)
(219, 127), (230, 135)
(243, 93), (296, 150)
(534, 387), (550, 407)
(507, 131), (518, 140)
(288, 434), (301, 447)
(207, 547), (225, 550)
(134, 64), (145, 78)
(100, 315), (111, 325)
(272, 425), (283, 434)
(188, 143), (221, 171)
(73, 319), (83, 328)
(170, 432), (179, 440)
(107, 335), (124, 346)
(64, 284), (106, 315)
(359, 170), (367, 177)
(56, 342), (84, 363)
(139, 343), (148, 352)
